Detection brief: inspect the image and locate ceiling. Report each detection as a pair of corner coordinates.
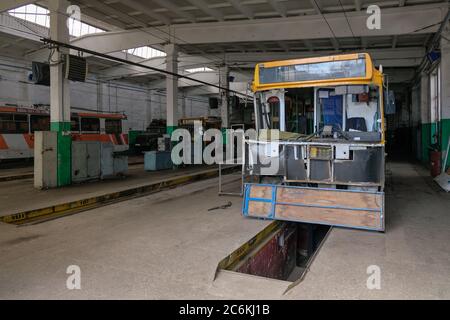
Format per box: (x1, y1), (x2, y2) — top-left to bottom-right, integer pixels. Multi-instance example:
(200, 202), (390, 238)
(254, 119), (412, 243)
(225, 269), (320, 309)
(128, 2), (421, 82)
(0, 0), (448, 92)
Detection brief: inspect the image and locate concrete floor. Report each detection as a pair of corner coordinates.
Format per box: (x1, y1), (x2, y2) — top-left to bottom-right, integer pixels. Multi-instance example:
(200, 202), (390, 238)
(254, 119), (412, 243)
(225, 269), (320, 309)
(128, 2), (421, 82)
(0, 164), (214, 216)
(0, 161), (449, 299)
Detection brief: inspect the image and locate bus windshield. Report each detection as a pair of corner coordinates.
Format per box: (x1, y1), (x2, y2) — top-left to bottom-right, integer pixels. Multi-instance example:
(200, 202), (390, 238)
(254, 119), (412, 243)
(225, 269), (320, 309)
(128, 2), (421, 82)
(255, 84), (382, 142)
(259, 58), (366, 84)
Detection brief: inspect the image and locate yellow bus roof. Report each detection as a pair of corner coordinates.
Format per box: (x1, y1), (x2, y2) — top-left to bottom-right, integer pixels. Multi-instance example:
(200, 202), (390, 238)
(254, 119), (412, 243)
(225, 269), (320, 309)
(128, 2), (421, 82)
(252, 53), (382, 92)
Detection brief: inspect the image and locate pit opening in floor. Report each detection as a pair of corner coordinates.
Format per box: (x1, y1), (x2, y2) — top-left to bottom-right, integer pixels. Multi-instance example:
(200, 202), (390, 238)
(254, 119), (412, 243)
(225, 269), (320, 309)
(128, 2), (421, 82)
(216, 221), (330, 284)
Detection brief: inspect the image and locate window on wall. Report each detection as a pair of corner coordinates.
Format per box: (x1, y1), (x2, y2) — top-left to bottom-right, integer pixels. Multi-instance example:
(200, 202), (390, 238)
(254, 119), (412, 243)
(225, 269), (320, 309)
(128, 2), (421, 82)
(430, 64), (441, 124)
(429, 64), (441, 145)
(9, 4), (104, 37)
(185, 67), (213, 73)
(124, 46), (166, 59)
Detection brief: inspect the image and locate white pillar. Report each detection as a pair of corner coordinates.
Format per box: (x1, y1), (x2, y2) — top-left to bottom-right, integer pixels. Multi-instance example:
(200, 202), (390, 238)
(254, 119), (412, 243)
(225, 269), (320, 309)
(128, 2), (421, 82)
(47, 0), (71, 186)
(165, 43), (178, 134)
(440, 22), (450, 168)
(181, 93), (186, 118)
(97, 78), (103, 112)
(220, 66), (230, 128)
(420, 72), (430, 125)
(49, 0), (70, 128)
(420, 72), (430, 162)
(145, 89), (152, 130)
(440, 23), (450, 120)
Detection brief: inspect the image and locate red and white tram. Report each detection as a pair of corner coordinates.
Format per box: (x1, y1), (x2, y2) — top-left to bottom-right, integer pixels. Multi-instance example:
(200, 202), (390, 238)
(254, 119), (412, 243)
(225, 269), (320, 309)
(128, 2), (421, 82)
(0, 106), (128, 161)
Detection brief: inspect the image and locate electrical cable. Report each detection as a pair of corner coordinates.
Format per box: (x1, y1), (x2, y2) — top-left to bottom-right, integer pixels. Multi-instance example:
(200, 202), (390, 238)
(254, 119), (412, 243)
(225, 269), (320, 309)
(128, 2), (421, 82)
(40, 37), (252, 99)
(2, 12), (252, 99)
(337, 0), (356, 39)
(311, 0), (339, 45)
(37, 3), (228, 66)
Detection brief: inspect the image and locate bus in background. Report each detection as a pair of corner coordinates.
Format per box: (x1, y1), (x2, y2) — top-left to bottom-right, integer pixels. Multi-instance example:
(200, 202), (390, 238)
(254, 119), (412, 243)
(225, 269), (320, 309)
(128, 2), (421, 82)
(0, 106), (128, 161)
(243, 53), (386, 231)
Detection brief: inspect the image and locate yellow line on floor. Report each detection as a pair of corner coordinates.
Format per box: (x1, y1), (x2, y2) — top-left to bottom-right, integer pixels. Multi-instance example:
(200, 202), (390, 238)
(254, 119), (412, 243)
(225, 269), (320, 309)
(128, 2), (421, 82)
(1, 166), (238, 225)
(0, 173), (34, 182)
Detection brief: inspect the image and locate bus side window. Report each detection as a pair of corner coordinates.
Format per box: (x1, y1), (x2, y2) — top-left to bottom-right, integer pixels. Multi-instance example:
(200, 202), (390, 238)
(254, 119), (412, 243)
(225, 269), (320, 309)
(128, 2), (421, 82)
(81, 117), (100, 133)
(105, 119), (122, 134)
(30, 115), (50, 133)
(71, 117), (80, 132)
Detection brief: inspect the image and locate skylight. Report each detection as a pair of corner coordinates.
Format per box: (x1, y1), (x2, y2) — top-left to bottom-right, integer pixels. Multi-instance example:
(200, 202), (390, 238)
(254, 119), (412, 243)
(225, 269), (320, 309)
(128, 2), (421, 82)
(8, 4), (104, 37)
(185, 67), (214, 73)
(9, 4), (164, 61)
(125, 46), (166, 59)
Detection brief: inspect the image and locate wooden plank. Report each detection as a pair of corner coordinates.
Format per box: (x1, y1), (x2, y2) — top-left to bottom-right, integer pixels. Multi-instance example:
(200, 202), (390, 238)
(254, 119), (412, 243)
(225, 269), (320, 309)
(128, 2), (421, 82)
(275, 204), (380, 229)
(276, 187), (382, 210)
(249, 185), (272, 199)
(247, 202), (271, 217)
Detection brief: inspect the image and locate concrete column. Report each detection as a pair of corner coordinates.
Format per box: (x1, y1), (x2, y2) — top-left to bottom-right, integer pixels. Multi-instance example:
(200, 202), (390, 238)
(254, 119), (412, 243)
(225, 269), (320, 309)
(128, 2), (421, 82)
(145, 89), (152, 129)
(181, 93), (186, 118)
(165, 43), (178, 135)
(220, 66), (230, 128)
(97, 78), (103, 112)
(440, 22), (450, 167)
(420, 72), (430, 162)
(49, 0), (71, 186)
(411, 84), (421, 160)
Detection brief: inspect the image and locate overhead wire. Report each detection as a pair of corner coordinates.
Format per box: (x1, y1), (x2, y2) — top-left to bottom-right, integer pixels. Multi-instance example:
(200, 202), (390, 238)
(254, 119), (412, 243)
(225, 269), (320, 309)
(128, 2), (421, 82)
(3, 8), (253, 99)
(311, 0), (339, 45)
(0, 15), (252, 99)
(336, 0), (356, 39)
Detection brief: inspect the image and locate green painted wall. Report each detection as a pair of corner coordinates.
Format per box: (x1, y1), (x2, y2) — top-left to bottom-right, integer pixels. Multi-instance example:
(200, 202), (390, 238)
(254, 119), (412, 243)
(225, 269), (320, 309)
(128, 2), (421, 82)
(441, 118), (450, 168)
(166, 125), (177, 136)
(421, 123), (433, 163)
(128, 130), (144, 146)
(221, 128), (228, 145)
(50, 121), (72, 187)
(421, 119), (450, 169)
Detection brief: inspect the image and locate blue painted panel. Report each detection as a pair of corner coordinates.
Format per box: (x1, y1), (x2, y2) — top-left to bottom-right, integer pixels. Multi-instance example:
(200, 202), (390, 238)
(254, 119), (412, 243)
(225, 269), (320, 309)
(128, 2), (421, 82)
(242, 183), (385, 232)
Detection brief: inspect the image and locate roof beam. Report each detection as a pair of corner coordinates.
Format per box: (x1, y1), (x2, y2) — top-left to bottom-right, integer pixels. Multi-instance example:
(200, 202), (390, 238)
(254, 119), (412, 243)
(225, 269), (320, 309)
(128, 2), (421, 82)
(98, 54), (213, 79)
(78, 0), (149, 28)
(309, 0), (323, 15)
(6, 2), (445, 57)
(303, 39), (314, 52)
(267, 0), (287, 17)
(0, 0), (36, 13)
(221, 47), (425, 68)
(67, 2), (445, 53)
(69, 27), (170, 55)
(186, 0), (224, 21)
(99, 46), (427, 80)
(277, 41), (290, 52)
(0, 11), (47, 42)
(229, 0), (254, 19)
(361, 37), (368, 49)
(392, 35), (398, 48)
(118, 0), (171, 25)
(331, 38), (340, 50)
(151, 0), (195, 23)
